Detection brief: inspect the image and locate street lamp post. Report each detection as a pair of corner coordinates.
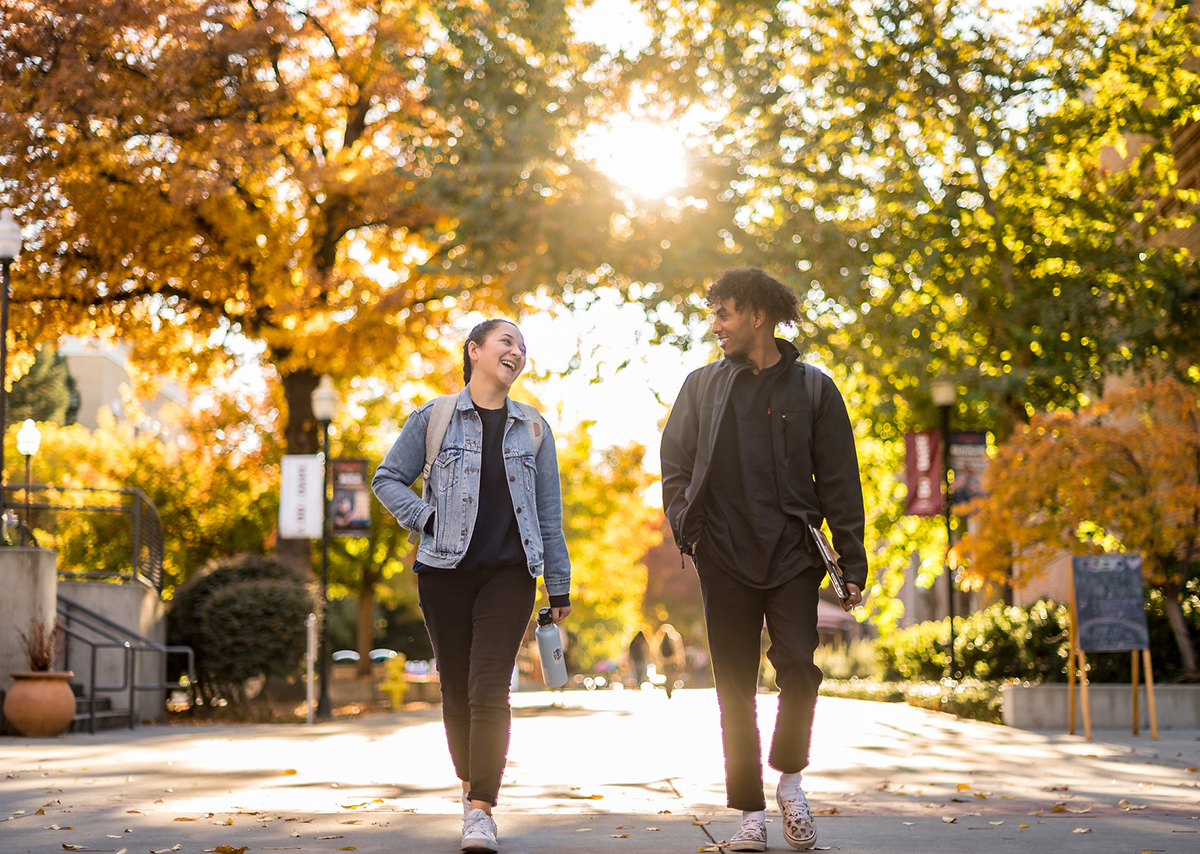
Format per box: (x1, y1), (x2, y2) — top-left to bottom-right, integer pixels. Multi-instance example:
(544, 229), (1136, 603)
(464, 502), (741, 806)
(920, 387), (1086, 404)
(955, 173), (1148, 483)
(931, 375), (957, 680)
(310, 375), (340, 721)
(0, 209), (24, 518)
(16, 419), (40, 546)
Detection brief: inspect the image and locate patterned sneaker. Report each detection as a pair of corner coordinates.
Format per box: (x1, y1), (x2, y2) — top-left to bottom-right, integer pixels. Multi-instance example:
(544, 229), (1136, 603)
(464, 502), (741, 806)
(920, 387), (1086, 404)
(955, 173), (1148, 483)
(776, 785), (816, 850)
(461, 808), (498, 853)
(728, 815), (768, 852)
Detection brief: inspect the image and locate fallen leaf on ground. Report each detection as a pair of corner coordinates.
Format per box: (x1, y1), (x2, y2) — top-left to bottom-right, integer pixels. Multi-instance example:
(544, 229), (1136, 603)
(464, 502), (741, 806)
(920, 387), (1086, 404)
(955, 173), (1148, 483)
(989, 821), (1004, 825)
(44, 824), (74, 830)
(942, 816), (956, 824)
(698, 848), (719, 853)
(59, 846), (86, 852)
(282, 769), (297, 775)
(610, 834), (629, 838)
(974, 792), (988, 800)
(575, 828), (592, 832)
(211, 817), (233, 826)
(289, 831), (300, 838)
(957, 784), (971, 792)
(336, 848), (356, 851)
(316, 836), (344, 840)
(172, 817), (196, 822)
(692, 820), (710, 826)
(616, 825), (633, 829)
(903, 822), (915, 826)
(205, 847), (249, 854)
(585, 794), (604, 799)
(336, 819), (362, 825)
(1019, 824), (1030, 828)
(646, 827), (660, 831)
(1120, 803), (1148, 811)
(815, 807), (838, 815)
(1073, 827), (1092, 833)
(150, 847), (182, 854)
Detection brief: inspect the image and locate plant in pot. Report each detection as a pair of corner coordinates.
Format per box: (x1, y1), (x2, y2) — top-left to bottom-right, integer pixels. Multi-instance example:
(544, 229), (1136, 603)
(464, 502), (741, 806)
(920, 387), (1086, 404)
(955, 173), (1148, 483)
(3, 618), (76, 737)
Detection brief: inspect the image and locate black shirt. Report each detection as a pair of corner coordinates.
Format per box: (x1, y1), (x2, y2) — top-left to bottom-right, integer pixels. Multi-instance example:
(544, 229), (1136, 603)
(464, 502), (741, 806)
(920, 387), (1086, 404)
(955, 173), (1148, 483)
(698, 357), (813, 587)
(458, 403), (526, 571)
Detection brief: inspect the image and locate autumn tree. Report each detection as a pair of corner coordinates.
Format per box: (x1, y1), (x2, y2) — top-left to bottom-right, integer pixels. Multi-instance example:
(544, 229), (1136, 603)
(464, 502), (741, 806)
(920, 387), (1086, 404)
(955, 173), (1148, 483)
(624, 0), (1200, 437)
(23, 386), (280, 592)
(7, 348), (79, 425)
(957, 377), (1200, 676)
(0, 0), (624, 572)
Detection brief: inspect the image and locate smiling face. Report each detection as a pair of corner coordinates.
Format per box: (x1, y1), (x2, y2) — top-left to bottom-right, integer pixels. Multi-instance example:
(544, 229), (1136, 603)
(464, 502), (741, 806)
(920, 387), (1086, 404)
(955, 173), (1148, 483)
(468, 321), (527, 389)
(710, 298), (765, 360)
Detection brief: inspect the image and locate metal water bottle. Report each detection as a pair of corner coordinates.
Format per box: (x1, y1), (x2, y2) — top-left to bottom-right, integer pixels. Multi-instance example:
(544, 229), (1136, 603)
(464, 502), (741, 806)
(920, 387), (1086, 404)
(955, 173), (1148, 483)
(535, 608), (568, 688)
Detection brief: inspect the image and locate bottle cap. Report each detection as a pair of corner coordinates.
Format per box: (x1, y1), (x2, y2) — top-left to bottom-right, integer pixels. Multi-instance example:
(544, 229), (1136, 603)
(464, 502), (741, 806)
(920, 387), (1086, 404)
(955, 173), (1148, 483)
(537, 607), (553, 626)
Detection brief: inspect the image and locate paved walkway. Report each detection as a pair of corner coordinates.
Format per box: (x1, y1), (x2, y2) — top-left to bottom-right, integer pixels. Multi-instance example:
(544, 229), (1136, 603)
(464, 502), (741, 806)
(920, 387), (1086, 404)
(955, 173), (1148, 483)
(2, 689), (1198, 852)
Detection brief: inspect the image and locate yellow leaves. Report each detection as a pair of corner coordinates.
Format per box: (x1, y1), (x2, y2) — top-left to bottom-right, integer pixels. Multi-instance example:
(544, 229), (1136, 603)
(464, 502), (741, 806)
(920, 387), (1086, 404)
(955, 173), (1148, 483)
(204, 847), (249, 854)
(956, 783), (971, 792)
(282, 769), (298, 775)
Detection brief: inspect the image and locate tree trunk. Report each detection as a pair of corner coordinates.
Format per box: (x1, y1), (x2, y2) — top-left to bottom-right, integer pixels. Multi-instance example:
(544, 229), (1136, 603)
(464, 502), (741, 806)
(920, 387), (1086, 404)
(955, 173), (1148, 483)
(1162, 578), (1198, 678)
(355, 579), (378, 679)
(276, 368), (322, 578)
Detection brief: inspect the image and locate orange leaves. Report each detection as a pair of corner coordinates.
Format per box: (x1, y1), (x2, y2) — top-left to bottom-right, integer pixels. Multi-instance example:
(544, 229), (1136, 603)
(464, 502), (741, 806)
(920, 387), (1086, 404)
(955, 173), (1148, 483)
(958, 377), (1200, 590)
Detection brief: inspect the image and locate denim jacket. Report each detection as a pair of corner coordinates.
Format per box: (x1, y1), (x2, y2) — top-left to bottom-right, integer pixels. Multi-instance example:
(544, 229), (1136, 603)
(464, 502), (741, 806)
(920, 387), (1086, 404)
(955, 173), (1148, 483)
(371, 387), (571, 598)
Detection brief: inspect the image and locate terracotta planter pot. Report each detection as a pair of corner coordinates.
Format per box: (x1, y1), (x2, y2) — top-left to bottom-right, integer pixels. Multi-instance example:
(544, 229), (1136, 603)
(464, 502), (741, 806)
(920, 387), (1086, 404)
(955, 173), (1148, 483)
(4, 671), (76, 737)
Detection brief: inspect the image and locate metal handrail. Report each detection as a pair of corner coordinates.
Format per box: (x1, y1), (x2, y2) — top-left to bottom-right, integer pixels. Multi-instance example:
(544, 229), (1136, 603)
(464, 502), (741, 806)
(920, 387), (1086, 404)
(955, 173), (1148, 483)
(57, 595), (195, 729)
(4, 484), (165, 591)
(57, 624), (131, 734)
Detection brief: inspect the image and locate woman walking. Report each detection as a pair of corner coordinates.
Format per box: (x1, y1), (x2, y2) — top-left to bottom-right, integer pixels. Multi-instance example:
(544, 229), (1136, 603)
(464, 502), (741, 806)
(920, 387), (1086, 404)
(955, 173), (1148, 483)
(372, 319), (572, 853)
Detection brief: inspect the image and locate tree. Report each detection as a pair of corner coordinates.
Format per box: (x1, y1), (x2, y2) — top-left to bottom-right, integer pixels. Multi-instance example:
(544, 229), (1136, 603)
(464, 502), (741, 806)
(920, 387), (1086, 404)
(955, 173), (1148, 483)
(6, 348), (79, 426)
(626, 0), (1200, 438)
(24, 386), (280, 593)
(957, 377), (1200, 676)
(0, 0), (623, 573)
(553, 421), (660, 671)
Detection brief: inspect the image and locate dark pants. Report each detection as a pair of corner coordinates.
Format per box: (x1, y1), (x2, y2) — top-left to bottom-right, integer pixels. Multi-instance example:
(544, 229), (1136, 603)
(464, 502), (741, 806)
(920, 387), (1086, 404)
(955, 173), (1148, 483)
(417, 563), (536, 806)
(696, 556), (824, 811)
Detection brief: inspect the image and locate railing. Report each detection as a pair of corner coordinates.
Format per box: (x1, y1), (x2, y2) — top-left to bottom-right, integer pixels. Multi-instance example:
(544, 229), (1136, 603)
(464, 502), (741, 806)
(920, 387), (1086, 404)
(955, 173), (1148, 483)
(56, 594), (194, 732)
(3, 484), (165, 592)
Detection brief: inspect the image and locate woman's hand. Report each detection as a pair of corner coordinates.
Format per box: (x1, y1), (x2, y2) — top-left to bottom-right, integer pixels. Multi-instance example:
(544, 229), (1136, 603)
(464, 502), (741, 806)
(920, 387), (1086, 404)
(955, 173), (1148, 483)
(550, 605), (571, 623)
(841, 583), (863, 612)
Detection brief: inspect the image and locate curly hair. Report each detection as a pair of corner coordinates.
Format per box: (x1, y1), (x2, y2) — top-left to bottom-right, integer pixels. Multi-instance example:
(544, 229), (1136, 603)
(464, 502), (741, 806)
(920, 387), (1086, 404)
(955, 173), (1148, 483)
(706, 267), (800, 327)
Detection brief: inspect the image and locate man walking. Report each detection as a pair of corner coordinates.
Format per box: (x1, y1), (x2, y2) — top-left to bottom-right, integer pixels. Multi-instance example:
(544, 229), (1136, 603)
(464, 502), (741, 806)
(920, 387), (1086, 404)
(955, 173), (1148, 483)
(660, 267), (868, 851)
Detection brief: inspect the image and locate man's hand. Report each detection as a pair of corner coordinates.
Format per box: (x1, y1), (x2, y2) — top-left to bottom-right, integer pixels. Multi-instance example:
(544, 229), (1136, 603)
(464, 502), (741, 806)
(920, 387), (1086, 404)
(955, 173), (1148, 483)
(550, 606), (571, 624)
(841, 583), (863, 612)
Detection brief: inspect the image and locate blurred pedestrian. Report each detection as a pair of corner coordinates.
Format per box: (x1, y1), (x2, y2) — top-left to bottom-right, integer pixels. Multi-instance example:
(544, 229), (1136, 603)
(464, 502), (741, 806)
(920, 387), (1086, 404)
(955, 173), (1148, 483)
(628, 630), (650, 688)
(373, 319), (572, 854)
(660, 268), (868, 852)
(656, 622), (685, 698)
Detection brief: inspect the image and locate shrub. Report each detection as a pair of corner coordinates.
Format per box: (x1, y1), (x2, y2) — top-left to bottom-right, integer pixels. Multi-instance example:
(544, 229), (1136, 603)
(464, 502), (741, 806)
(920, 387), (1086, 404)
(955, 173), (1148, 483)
(168, 553), (313, 713)
(813, 639), (883, 680)
(876, 599), (1070, 684)
(198, 578), (313, 713)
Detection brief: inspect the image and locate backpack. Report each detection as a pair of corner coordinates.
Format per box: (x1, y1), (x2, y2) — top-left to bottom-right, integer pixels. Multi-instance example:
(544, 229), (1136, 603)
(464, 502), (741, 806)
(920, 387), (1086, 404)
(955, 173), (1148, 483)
(407, 394), (546, 545)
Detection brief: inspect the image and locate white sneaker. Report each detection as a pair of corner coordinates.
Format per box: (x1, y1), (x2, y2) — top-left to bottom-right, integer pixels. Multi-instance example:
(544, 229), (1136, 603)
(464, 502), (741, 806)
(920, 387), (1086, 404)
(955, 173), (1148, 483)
(461, 808), (498, 853)
(776, 784), (816, 850)
(461, 791), (470, 815)
(728, 815), (768, 851)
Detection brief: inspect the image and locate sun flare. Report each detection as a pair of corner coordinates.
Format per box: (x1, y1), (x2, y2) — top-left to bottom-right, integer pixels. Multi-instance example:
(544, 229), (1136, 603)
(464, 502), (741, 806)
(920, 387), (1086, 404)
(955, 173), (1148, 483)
(580, 117), (689, 199)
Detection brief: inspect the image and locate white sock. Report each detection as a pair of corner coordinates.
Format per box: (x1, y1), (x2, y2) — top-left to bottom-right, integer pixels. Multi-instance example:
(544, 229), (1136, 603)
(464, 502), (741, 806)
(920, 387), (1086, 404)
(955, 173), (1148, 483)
(777, 772), (803, 799)
(742, 809), (766, 825)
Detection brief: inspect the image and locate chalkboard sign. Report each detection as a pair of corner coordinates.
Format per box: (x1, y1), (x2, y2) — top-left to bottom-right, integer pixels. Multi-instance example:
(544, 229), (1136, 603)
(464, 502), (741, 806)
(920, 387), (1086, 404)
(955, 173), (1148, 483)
(1072, 555), (1149, 652)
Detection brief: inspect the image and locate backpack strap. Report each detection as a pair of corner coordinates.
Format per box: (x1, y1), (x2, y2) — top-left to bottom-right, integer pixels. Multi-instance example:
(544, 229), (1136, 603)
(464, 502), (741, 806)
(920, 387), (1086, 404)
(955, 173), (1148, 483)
(805, 363), (823, 480)
(407, 394), (456, 545)
(510, 400), (545, 457)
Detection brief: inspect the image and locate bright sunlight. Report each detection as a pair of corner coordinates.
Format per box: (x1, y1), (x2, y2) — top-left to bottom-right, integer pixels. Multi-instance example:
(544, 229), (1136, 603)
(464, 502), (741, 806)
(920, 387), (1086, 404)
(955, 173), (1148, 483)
(579, 116), (690, 199)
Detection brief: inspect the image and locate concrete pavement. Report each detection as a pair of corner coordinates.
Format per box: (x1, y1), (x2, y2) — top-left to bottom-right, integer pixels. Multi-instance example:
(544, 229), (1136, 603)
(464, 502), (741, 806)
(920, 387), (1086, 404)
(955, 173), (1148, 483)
(1, 688), (1198, 853)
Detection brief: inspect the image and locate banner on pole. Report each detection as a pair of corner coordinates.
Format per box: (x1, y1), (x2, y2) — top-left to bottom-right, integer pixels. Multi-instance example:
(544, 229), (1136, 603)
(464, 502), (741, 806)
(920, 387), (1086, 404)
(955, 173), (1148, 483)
(279, 454), (323, 539)
(949, 431), (990, 506)
(331, 458), (372, 537)
(904, 431), (943, 516)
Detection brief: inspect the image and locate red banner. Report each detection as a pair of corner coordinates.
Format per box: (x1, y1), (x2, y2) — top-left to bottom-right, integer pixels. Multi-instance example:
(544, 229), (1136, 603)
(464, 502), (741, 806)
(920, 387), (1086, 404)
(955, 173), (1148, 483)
(905, 431), (943, 516)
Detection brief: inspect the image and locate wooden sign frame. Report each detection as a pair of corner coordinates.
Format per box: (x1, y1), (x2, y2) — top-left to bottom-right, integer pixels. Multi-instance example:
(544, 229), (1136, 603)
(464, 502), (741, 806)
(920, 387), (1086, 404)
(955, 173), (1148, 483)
(1067, 556), (1157, 740)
